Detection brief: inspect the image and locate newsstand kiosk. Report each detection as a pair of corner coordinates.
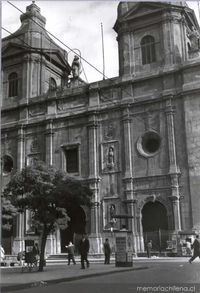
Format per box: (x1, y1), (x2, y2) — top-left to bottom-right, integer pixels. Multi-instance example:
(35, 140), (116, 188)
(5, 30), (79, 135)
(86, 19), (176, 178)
(115, 231), (133, 267)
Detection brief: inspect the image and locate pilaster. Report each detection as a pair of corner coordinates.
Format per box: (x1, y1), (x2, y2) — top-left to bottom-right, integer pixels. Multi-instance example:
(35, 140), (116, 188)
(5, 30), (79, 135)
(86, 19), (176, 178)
(165, 97), (181, 231)
(14, 125), (25, 253)
(17, 125), (25, 170)
(162, 13), (174, 68)
(122, 106), (133, 181)
(45, 120), (54, 165)
(87, 114), (102, 254)
(165, 98), (179, 174)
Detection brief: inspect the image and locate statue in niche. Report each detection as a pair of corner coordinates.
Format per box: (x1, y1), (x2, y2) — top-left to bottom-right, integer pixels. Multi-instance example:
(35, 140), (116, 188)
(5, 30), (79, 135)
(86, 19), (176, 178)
(109, 204), (117, 231)
(71, 55), (81, 78)
(28, 155), (38, 166)
(107, 146), (114, 169)
(187, 26), (200, 51)
(30, 138), (38, 153)
(109, 204), (116, 219)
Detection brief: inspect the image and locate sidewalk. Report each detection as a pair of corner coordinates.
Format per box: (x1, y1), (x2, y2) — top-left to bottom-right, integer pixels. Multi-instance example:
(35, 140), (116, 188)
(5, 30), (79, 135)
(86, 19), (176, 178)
(0, 257), (190, 292)
(1, 262), (148, 292)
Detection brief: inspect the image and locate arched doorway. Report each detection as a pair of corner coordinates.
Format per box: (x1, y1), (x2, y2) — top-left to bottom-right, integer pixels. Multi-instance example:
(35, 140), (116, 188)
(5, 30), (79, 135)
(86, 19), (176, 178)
(60, 206), (86, 253)
(142, 201), (168, 251)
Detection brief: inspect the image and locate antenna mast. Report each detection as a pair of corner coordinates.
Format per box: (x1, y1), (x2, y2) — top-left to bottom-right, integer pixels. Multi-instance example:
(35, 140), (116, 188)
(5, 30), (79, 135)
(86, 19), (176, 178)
(101, 22), (105, 80)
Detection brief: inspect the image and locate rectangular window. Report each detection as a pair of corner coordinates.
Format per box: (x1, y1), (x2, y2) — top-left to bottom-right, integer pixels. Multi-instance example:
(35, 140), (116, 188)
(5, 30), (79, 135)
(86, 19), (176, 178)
(8, 72), (18, 97)
(65, 148), (79, 173)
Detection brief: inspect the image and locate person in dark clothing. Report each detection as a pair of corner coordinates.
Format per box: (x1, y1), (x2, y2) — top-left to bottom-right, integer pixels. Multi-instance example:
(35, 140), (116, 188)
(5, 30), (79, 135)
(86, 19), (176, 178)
(146, 240), (152, 258)
(189, 235), (200, 263)
(79, 234), (90, 269)
(103, 238), (111, 264)
(32, 243), (39, 258)
(32, 243), (40, 264)
(65, 242), (76, 265)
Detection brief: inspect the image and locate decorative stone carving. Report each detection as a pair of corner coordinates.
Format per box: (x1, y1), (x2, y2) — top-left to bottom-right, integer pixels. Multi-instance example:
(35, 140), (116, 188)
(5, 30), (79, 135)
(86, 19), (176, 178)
(30, 137), (39, 153)
(99, 88), (114, 103)
(109, 204), (116, 219)
(187, 26), (200, 52)
(71, 55), (81, 78)
(102, 201), (118, 230)
(134, 175), (170, 192)
(101, 141), (119, 173)
(107, 146), (114, 169)
(104, 123), (116, 140)
(29, 105), (46, 117)
(57, 100), (66, 111)
(57, 96), (86, 112)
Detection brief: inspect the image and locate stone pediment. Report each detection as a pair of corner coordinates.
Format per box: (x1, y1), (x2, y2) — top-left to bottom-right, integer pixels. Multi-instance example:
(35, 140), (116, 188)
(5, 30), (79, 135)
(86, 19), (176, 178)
(184, 9), (200, 31)
(2, 43), (71, 72)
(43, 49), (69, 69)
(120, 2), (168, 22)
(2, 43), (29, 58)
(114, 2), (186, 32)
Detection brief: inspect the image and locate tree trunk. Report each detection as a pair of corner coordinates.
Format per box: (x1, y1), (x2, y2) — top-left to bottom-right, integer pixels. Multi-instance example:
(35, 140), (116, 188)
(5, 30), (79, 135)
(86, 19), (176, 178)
(38, 226), (48, 272)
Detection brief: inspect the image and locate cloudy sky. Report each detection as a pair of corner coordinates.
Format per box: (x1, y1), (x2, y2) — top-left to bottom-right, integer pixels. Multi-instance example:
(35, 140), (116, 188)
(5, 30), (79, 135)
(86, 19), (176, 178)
(1, 1), (200, 83)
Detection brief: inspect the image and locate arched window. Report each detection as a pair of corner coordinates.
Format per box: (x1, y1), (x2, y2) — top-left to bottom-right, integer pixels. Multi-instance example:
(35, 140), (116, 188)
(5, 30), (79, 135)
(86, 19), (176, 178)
(8, 72), (18, 97)
(49, 77), (57, 90)
(141, 35), (156, 65)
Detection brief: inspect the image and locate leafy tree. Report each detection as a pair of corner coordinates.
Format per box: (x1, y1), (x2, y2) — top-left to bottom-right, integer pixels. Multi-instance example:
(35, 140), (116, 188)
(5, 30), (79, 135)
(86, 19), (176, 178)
(3, 162), (92, 271)
(1, 195), (17, 234)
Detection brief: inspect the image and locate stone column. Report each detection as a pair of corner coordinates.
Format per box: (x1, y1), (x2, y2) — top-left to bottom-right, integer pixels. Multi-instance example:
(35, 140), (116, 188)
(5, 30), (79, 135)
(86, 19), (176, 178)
(45, 120), (54, 165)
(29, 55), (33, 98)
(17, 125), (25, 170)
(87, 114), (102, 254)
(22, 54), (30, 103)
(122, 107), (133, 180)
(162, 14), (174, 68)
(138, 211), (145, 252)
(13, 125), (25, 253)
(45, 120), (55, 253)
(122, 107), (139, 252)
(169, 175), (182, 231)
(165, 97), (181, 231)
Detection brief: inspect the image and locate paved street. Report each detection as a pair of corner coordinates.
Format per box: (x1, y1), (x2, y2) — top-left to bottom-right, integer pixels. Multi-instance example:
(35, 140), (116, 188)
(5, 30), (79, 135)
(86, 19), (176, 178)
(2, 259), (200, 293)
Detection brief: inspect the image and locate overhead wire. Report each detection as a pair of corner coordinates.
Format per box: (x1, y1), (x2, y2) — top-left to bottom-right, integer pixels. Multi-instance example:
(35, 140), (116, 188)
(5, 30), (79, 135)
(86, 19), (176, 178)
(6, 1), (134, 100)
(7, 1), (107, 80)
(2, 27), (56, 89)
(5, 1), (134, 104)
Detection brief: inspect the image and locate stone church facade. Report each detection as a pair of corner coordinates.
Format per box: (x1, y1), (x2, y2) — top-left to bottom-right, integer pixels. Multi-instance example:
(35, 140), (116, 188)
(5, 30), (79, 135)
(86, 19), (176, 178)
(1, 2), (200, 256)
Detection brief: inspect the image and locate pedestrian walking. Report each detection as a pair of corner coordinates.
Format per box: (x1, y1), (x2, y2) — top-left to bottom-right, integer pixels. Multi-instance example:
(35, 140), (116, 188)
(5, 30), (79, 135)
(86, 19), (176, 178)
(79, 234), (90, 269)
(65, 242), (76, 265)
(32, 243), (39, 257)
(103, 238), (111, 264)
(189, 235), (200, 263)
(185, 239), (192, 256)
(146, 240), (152, 258)
(32, 243), (40, 264)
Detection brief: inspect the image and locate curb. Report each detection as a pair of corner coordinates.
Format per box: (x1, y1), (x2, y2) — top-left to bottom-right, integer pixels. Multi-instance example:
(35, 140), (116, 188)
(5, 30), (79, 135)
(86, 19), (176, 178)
(1, 265), (149, 292)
